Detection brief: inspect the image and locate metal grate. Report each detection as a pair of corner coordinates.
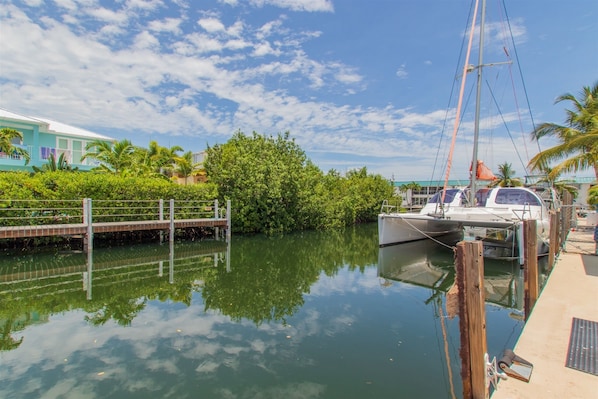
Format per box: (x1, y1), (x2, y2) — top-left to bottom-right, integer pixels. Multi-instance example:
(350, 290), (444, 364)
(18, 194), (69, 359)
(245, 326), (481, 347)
(565, 317), (598, 375)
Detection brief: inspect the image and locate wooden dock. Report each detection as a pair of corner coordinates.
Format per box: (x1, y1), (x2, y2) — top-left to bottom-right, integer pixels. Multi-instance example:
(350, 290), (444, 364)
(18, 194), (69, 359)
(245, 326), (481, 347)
(491, 223), (597, 398)
(0, 219), (228, 239)
(0, 198), (231, 250)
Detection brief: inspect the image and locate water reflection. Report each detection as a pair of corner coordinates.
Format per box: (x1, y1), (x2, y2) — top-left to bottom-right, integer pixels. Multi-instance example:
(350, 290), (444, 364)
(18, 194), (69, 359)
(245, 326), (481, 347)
(0, 224), (529, 398)
(378, 234), (526, 310)
(0, 240), (229, 350)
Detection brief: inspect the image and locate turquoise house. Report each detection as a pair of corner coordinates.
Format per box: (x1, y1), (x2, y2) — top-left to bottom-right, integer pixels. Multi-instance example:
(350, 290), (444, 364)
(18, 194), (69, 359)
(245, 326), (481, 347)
(0, 108), (114, 172)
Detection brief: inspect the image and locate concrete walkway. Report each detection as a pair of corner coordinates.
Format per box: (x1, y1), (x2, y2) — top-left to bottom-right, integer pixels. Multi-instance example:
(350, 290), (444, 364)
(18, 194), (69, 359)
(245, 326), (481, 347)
(491, 223), (598, 398)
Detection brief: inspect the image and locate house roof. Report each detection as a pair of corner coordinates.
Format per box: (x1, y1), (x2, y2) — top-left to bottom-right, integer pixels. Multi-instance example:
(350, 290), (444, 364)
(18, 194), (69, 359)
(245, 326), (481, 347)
(0, 108), (114, 141)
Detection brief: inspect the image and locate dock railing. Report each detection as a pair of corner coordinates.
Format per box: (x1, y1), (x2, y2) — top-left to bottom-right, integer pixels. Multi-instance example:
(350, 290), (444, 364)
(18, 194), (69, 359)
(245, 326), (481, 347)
(0, 198), (231, 250)
(0, 198), (226, 226)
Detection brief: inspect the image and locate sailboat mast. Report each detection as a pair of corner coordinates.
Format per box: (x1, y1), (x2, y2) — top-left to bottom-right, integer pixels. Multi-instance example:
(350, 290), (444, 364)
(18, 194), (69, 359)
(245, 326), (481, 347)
(470, 0), (486, 206)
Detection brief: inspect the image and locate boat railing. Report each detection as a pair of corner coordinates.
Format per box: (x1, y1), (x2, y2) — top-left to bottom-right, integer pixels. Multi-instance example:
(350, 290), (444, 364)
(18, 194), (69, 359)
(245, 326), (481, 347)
(380, 199), (399, 214)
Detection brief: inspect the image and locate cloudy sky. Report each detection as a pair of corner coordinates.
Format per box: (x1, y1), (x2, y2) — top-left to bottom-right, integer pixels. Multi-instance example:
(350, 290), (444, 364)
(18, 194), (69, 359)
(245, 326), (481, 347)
(1, 0), (596, 181)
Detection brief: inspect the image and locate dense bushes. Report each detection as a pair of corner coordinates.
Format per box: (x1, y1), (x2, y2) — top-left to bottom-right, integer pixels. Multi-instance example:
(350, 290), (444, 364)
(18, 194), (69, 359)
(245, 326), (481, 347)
(0, 171), (218, 202)
(0, 131), (395, 235)
(205, 131), (394, 234)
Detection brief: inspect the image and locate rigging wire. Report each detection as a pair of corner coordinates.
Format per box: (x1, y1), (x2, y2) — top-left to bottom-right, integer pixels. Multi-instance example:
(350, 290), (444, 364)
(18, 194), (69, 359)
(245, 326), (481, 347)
(485, 80), (530, 175)
(494, 0), (531, 164)
(500, 0), (541, 155)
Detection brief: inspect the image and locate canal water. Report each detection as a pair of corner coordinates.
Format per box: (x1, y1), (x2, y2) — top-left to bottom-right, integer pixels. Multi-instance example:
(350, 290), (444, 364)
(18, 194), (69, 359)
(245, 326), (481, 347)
(0, 223), (534, 398)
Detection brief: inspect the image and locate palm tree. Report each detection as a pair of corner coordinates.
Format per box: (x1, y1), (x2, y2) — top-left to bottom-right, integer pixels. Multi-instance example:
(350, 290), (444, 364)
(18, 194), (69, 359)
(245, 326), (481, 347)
(0, 127), (30, 164)
(32, 152), (79, 173)
(489, 162), (523, 187)
(534, 166), (578, 199)
(528, 82), (598, 181)
(82, 139), (135, 174)
(174, 151), (196, 184)
(588, 185), (598, 210)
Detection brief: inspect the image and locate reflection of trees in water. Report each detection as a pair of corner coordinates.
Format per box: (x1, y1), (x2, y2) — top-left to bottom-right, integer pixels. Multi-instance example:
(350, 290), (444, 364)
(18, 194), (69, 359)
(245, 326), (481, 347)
(201, 224), (379, 324)
(85, 298), (148, 327)
(1, 316), (24, 351)
(0, 223), (380, 349)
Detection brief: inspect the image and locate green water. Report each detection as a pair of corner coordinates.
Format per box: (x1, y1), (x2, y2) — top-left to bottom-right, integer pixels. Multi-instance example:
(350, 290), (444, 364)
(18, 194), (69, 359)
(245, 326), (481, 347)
(0, 224), (527, 398)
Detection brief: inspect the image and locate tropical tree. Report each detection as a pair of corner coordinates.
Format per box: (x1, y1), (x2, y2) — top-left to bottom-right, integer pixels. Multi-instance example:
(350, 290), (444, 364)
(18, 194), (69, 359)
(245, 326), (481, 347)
(32, 152), (79, 173)
(400, 181), (422, 192)
(534, 166), (578, 199)
(173, 151), (196, 184)
(82, 139), (135, 174)
(528, 82), (598, 180)
(588, 185), (598, 210)
(489, 162), (523, 187)
(145, 141), (183, 177)
(0, 127), (30, 164)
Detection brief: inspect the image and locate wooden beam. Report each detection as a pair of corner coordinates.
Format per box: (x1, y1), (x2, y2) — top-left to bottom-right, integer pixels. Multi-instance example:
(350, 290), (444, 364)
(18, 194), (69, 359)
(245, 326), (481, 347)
(456, 240), (488, 399)
(524, 219), (538, 320)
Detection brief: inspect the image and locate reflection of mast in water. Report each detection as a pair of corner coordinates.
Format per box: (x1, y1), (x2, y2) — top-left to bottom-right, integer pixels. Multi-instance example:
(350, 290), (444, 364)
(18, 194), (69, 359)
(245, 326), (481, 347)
(436, 297), (458, 399)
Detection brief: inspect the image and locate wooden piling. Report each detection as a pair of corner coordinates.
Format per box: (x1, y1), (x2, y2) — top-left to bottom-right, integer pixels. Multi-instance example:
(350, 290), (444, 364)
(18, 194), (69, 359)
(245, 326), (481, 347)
(548, 211), (559, 271)
(455, 240), (488, 399)
(523, 219), (538, 320)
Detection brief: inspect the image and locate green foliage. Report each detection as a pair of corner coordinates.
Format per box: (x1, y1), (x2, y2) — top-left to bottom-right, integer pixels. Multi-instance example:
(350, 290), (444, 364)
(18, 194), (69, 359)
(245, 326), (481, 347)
(205, 131), (393, 234)
(1, 130), (393, 234)
(32, 152), (79, 173)
(400, 181), (422, 191)
(529, 82), (598, 180)
(0, 127), (30, 165)
(489, 162), (523, 187)
(588, 185), (598, 208)
(0, 171), (219, 225)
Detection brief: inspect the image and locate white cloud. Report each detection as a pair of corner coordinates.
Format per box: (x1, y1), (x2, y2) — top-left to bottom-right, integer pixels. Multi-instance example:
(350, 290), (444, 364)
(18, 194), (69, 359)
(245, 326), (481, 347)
(198, 17), (226, 33)
(396, 64), (408, 79)
(23, 0), (44, 6)
(148, 17), (183, 34)
(249, 0), (334, 12)
(133, 31), (161, 49)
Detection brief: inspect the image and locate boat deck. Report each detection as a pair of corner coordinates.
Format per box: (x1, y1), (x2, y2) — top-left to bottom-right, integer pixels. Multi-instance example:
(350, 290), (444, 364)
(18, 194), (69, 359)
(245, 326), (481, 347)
(491, 223), (598, 398)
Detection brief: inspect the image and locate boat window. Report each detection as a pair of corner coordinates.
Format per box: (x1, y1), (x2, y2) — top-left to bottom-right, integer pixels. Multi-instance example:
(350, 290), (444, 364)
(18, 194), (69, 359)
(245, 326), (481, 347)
(494, 189), (542, 206)
(475, 189), (491, 206)
(428, 189), (460, 204)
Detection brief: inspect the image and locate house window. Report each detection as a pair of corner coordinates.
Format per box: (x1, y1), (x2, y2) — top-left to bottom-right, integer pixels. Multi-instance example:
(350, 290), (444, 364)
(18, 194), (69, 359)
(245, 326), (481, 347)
(72, 140), (83, 164)
(57, 138), (71, 163)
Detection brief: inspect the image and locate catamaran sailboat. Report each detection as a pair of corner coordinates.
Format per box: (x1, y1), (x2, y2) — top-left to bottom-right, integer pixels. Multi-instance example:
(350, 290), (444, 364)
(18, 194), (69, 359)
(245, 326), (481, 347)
(378, 0), (558, 262)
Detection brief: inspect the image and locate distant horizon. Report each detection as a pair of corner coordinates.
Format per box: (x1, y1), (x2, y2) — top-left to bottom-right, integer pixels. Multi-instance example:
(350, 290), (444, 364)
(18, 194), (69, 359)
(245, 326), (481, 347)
(1, 0), (596, 180)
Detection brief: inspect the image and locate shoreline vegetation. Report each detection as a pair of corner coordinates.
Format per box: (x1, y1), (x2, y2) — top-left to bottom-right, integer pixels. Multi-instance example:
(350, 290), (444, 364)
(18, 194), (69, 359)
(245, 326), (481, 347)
(0, 131), (394, 250)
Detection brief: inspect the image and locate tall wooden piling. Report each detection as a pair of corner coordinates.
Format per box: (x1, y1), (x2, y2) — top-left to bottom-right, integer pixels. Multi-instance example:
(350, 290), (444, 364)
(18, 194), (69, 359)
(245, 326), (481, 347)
(523, 219), (538, 320)
(548, 211), (559, 271)
(455, 240), (488, 399)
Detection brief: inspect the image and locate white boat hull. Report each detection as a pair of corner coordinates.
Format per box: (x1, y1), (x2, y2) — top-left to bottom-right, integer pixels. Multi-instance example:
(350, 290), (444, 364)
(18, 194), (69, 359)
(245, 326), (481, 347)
(377, 213), (462, 246)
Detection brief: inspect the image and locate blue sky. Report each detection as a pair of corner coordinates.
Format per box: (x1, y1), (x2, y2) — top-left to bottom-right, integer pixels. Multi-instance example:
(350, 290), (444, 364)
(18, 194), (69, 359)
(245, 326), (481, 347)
(1, 0), (596, 181)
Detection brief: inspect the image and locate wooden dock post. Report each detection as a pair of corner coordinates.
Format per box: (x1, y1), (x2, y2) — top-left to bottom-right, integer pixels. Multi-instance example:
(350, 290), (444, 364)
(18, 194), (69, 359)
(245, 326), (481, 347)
(226, 200), (231, 242)
(548, 211), (559, 271)
(523, 219), (538, 320)
(214, 199), (220, 239)
(455, 240), (488, 399)
(159, 199), (164, 243)
(169, 199), (175, 243)
(83, 198), (93, 254)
